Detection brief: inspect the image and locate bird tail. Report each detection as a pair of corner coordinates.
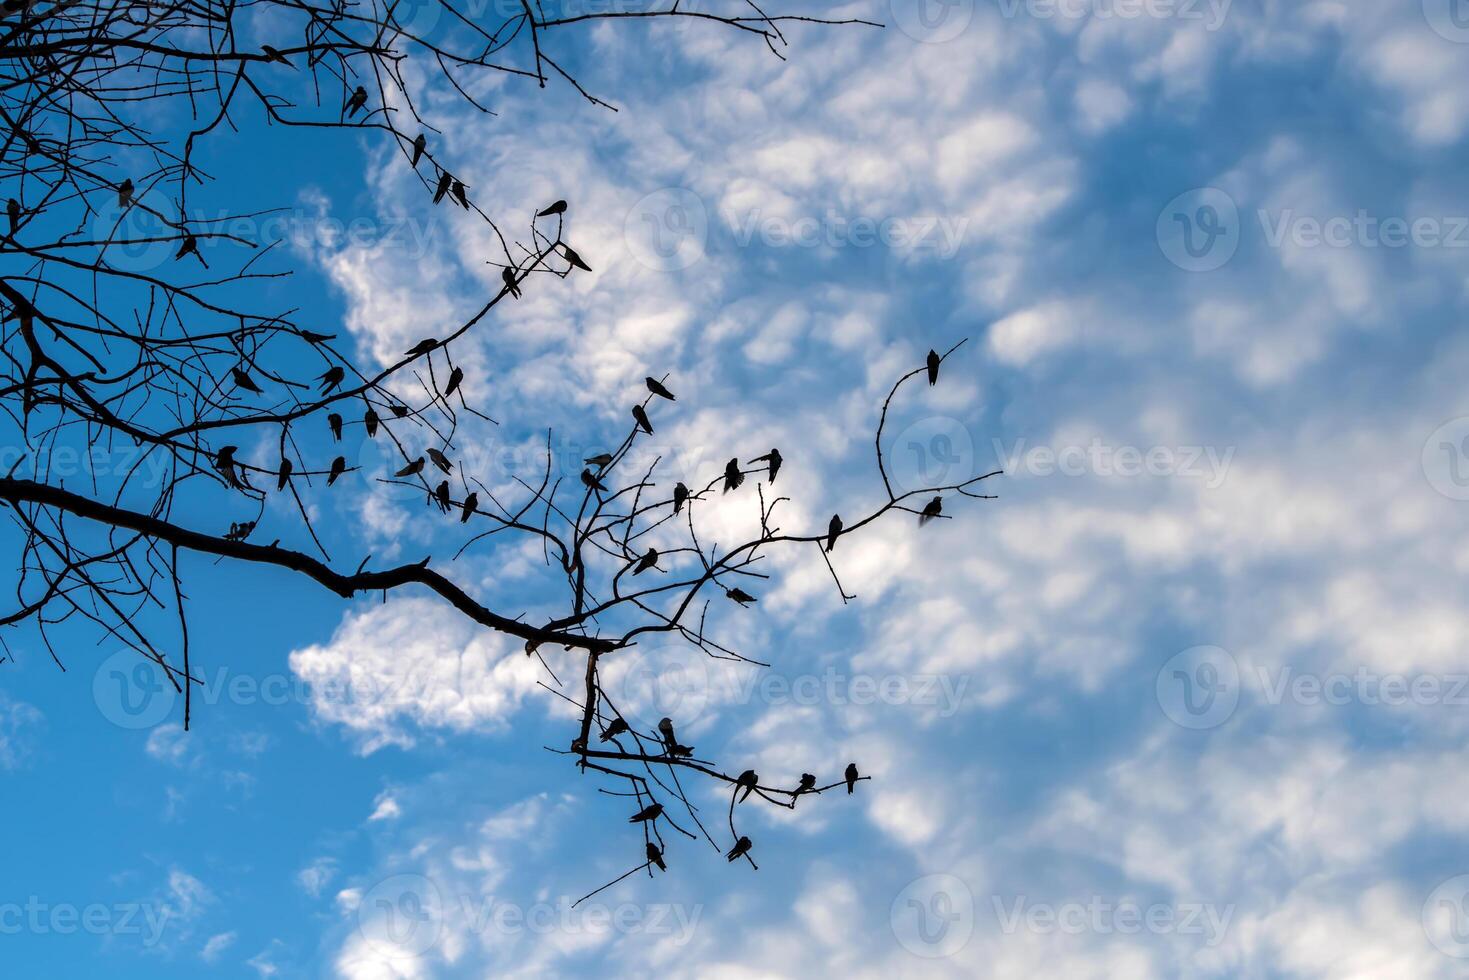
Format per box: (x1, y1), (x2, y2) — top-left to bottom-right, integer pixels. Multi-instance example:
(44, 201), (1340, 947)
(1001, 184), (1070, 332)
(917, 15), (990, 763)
(847, 784), (854, 794)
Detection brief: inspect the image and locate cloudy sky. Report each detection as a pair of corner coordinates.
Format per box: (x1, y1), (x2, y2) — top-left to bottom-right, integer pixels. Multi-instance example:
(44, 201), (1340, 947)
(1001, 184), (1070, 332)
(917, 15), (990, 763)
(9, 0), (1469, 976)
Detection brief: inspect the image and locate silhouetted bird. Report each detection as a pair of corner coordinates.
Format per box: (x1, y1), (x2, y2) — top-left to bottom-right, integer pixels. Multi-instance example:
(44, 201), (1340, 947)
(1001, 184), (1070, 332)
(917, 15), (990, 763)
(646, 377), (675, 401)
(927, 348), (941, 386)
(673, 482), (689, 514)
(795, 773), (816, 795)
(214, 446), (239, 486)
(231, 367), (262, 393)
(411, 134), (426, 166)
(427, 448), (452, 473)
(434, 480), (451, 511)
(633, 548), (659, 575)
(261, 44), (293, 66)
(318, 365), (344, 393)
(727, 837), (752, 862)
(405, 338), (438, 357)
(826, 514), (842, 553)
(723, 458), (743, 493)
(632, 404), (653, 435)
(585, 452), (613, 470)
(646, 842), (666, 872)
(276, 458), (292, 491)
(845, 762), (859, 794)
(328, 456), (347, 486)
(657, 717), (678, 751)
(629, 803), (663, 824)
(433, 172), (452, 204)
(444, 366), (464, 397)
(735, 769), (758, 803)
(328, 413), (343, 441)
(460, 492), (477, 523)
(395, 457), (424, 478)
(538, 200), (567, 217)
(600, 718), (628, 741)
(364, 407), (379, 437)
(750, 448), (781, 484)
(451, 180), (469, 209)
(581, 468), (607, 493)
(300, 330), (335, 344)
(344, 85), (367, 117)
(726, 587), (756, 606)
(6, 198), (17, 235)
(390, 403), (409, 418)
(501, 266), (521, 298)
(175, 234), (200, 262)
(920, 496), (942, 526)
(562, 244), (592, 272)
(117, 178), (133, 209)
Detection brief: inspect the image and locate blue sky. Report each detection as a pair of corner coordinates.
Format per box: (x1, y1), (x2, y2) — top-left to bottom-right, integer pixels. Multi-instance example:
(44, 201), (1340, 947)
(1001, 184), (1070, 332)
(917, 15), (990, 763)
(8, 0), (1469, 976)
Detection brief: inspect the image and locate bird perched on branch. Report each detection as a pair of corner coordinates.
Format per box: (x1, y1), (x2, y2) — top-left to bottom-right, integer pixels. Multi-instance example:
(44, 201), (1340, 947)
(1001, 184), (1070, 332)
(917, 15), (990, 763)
(673, 482), (689, 514)
(261, 44), (293, 66)
(723, 458), (743, 493)
(318, 365), (344, 393)
(214, 446), (241, 487)
(6, 198), (17, 235)
(735, 769), (758, 803)
(600, 718), (628, 741)
(538, 200), (567, 217)
(451, 180), (468, 209)
(395, 457), (424, 478)
(328, 413), (343, 441)
(726, 587), (757, 606)
(581, 468), (607, 493)
(117, 178), (133, 209)
(920, 496), (942, 526)
(750, 448), (781, 484)
(501, 266), (521, 298)
(727, 837), (753, 863)
(231, 367), (262, 393)
(176, 234), (203, 265)
(646, 842), (666, 872)
(433, 172), (452, 205)
(562, 244), (592, 272)
(585, 452), (613, 470)
(427, 448), (452, 473)
(795, 773), (816, 796)
(276, 458), (292, 491)
(460, 492), (477, 523)
(411, 134), (426, 167)
(444, 366), (464, 397)
(344, 85), (367, 117)
(629, 803), (663, 824)
(404, 338), (438, 358)
(657, 717), (679, 752)
(927, 348), (941, 386)
(633, 548), (659, 575)
(434, 481), (451, 512)
(845, 762), (859, 794)
(632, 404), (653, 435)
(364, 407), (379, 438)
(646, 377), (675, 401)
(328, 456), (347, 486)
(826, 514), (842, 553)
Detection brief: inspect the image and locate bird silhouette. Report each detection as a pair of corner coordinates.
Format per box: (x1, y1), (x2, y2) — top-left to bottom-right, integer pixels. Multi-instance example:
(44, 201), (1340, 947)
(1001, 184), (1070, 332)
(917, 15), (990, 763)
(395, 457), (424, 478)
(261, 44), (293, 66)
(6, 198), (17, 235)
(750, 448), (781, 483)
(795, 773), (816, 795)
(364, 407), (379, 438)
(561, 244), (592, 272)
(214, 446), (240, 486)
(600, 718), (628, 741)
(726, 837), (753, 862)
(328, 456), (347, 486)
(300, 330), (335, 344)
(176, 234), (201, 263)
(537, 200), (567, 217)
(434, 480), (451, 512)
(845, 762), (859, 794)
(390, 403), (410, 418)
(501, 266), (521, 298)
(585, 452), (613, 470)
(646, 842), (666, 872)
(344, 85), (367, 117)
(726, 587), (757, 606)
(404, 338), (438, 358)
(920, 496), (942, 526)
(460, 491), (477, 523)
(735, 769), (758, 803)
(444, 366), (464, 397)
(723, 458), (744, 493)
(632, 404), (653, 435)
(646, 377), (675, 401)
(826, 514), (842, 552)
(633, 548), (659, 575)
(231, 367), (262, 393)
(411, 133), (426, 166)
(581, 468), (607, 493)
(927, 349), (941, 386)
(117, 178), (133, 209)
(673, 482), (689, 514)
(328, 413), (343, 441)
(427, 448), (452, 473)
(276, 457), (292, 491)
(451, 180), (468, 209)
(629, 803), (663, 824)
(318, 365), (344, 393)
(433, 172), (452, 204)
(657, 717), (678, 751)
